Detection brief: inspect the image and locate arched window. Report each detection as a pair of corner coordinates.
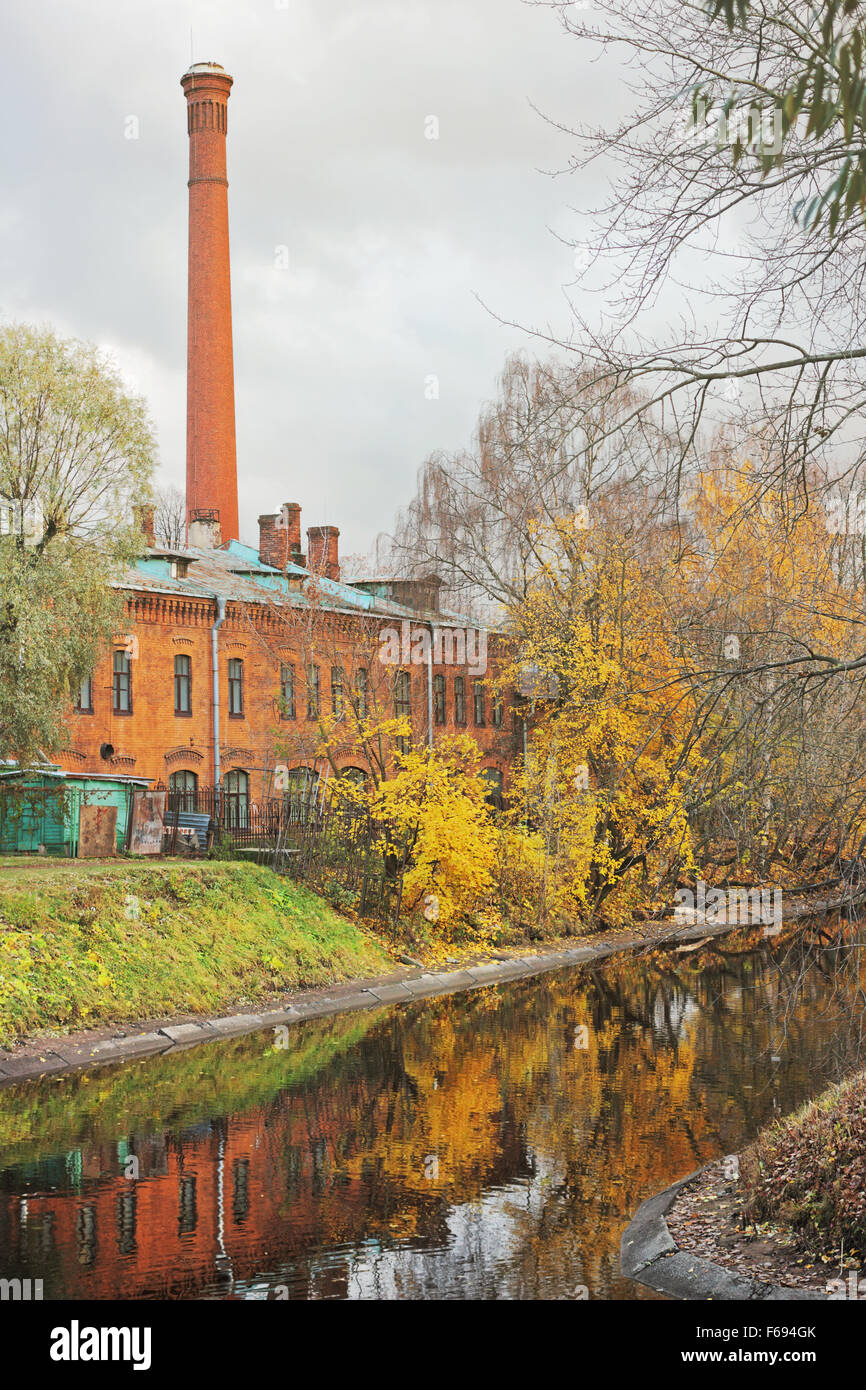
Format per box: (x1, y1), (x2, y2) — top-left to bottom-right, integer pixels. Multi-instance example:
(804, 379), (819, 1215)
(223, 769), (249, 828)
(285, 766), (317, 823)
(169, 769), (198, 812)
(480, 768), (504, 813)
(306, 665), (320, 719)
(339, 767), (367, 786)
(394, 670), (411, 754)
(394, 669), (411, 718)
(473, 679), (485, 726)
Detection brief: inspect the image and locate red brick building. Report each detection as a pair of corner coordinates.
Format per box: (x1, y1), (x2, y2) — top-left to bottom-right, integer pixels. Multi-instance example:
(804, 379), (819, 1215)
(55, 61), (517, 808)
(63, 514), (516, 810)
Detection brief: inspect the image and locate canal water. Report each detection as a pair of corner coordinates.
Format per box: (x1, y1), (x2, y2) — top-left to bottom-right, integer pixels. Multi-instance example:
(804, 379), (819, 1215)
(0, 927), (863, 1300)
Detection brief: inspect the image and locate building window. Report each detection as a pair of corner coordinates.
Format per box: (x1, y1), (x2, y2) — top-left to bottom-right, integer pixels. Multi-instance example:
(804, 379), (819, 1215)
(174, 654), (192, 715)
(492, 691), (504, 728)
(113, 650), (131, 714)
(223, 769), (249, 829)
(394, 670), (411, 753)
(168, 769), (198, 812)
(394, 670), (411, 719)
(169, 558), (189, 579)
(280, 663), (296, 719)
(339, 767), (367, 788)
(331, 665), (344, 719)
(285, 766), (316, 823)
(433, 673), (446, 725)
(76, 676), (94, 713)
(454, 675), (466, 725)
(232, 1158), (250, 1226)
(355, 667), (368, 721)
(306, 665), (320, 719)
(481, 768), (504, 812)
(227, 658), (244, 717)
(473, 679), (485, 726)
(178, 1175), (197, 1237)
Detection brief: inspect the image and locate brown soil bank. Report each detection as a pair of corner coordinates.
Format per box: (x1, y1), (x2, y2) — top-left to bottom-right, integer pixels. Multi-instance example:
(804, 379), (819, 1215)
(739, 1068), (866, 1255)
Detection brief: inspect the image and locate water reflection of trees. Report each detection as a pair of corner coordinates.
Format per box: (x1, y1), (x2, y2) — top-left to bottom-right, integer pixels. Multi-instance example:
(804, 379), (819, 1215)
(0, 930), (863, 1300)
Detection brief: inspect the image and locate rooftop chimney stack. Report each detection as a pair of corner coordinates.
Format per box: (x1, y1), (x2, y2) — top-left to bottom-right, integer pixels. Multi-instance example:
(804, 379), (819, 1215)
(181, 61), (239, 544)
(134, 503), (156, 547)
(258, 504), (303, 568)
(306, 525), (340, 583)
(188, 510), (222, 550)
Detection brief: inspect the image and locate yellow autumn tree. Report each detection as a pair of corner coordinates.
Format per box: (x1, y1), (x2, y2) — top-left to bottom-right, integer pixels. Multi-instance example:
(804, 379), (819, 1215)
(372, 733), (498, 931)
(678, 462), (866, 876)
(503, 511), (701, 926)
(328, 726), (499, 934)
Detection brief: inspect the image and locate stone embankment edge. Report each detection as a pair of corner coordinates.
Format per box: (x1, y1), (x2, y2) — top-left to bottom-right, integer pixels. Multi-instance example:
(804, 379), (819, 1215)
(621, 1166), (831, 1301)
(0, 918), (734, 1087)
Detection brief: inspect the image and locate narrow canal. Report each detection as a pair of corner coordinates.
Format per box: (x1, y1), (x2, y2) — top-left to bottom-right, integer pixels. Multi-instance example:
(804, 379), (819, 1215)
(0, 927), (862, 1300)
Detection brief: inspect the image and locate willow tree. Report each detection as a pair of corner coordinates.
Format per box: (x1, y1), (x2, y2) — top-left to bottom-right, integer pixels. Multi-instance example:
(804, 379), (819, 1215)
(0, 323), (155, 762)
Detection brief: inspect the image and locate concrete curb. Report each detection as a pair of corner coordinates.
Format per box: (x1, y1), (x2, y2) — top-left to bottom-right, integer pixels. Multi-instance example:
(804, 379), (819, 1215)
(0, 918), (735, 1087)
(621, 1166), (830, 1301)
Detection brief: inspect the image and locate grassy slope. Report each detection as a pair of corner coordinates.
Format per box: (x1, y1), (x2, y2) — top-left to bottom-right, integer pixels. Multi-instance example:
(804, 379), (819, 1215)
(0, 858), (393, 1048)
(741, 1068), (866, 1251)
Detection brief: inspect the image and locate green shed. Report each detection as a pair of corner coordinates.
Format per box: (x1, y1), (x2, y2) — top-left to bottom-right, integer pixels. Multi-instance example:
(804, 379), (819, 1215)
(0, 766), (70, 855)
(0, 765), (151, 856)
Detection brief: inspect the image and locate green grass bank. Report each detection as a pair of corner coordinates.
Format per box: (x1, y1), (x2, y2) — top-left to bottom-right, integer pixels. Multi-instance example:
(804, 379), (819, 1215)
(0, 858), (393, 1049)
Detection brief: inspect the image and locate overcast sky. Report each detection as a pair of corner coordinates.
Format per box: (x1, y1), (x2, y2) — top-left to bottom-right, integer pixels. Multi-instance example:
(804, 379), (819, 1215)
(0, 0), (611, 558)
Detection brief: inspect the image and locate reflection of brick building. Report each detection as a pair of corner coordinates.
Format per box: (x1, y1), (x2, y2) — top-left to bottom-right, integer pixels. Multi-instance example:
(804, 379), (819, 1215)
(57, 61), (517, 801)
(2, 1062), (530, 1300)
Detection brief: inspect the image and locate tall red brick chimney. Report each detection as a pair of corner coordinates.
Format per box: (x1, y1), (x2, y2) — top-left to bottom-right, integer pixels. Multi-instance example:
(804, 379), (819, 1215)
(181, 61), (239, 544)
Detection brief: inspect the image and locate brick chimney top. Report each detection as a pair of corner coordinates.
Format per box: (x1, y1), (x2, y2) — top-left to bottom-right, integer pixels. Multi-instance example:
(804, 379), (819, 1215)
(307, 525), (340, 583)
(134, 503), (156, 547)
(259, 503), (304, 569)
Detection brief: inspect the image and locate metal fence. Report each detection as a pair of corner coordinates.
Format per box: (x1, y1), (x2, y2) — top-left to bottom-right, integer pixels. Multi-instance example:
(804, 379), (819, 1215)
(269, 787), (413, 922)
(159, 785), (283, 848)
(155, 781), (411, 922)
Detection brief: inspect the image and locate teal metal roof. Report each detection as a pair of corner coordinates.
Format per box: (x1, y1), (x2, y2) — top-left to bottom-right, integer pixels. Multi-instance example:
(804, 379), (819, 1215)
(125, 544), (483, 625)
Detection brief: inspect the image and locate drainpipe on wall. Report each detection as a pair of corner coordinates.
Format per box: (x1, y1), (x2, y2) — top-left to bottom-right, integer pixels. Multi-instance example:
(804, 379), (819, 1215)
(211, 596), (227, 808)
(427, 623), (435, 748)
